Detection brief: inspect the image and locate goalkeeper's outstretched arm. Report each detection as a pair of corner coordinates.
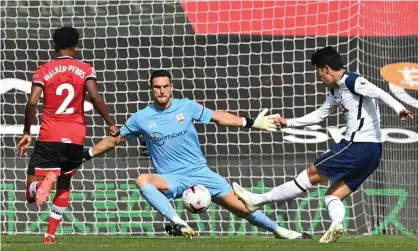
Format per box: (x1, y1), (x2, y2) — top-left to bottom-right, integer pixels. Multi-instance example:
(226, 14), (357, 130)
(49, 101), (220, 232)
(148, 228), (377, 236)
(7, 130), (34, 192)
(83, 108), (143, 162)
(211, 108), (279, 131)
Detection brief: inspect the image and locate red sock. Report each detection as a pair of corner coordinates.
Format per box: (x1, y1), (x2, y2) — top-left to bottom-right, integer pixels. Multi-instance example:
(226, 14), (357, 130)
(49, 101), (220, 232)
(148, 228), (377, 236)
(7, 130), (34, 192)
(46, 190), (69, 236)
(46, 218), (61, 237)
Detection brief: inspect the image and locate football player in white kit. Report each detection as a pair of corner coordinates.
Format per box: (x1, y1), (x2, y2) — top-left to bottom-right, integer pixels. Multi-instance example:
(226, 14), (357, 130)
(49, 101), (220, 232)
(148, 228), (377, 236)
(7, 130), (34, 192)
(232, 46), (414, 243)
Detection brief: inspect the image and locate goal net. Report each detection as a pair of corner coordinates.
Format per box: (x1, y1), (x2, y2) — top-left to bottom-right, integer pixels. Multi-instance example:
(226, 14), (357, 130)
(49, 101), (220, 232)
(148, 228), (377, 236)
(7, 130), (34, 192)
(1, 0), (417, 236)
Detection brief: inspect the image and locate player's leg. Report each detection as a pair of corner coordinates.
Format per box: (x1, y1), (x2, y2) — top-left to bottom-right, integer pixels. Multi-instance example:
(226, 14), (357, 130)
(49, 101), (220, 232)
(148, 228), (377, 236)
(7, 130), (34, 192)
(135, 173), (178, 222)
(318, 179), (349, 244)
(233, 166), (324, 212)
(26, 175), (45, 203)
(135, 173), (194, 238)
(43, 142), (82, 244)
(193, 168), (310, 239)
(43, 174), (72, 244)
(319, 142), (382, 244)
(214, 191), (310, 239)
(233, 140), (352, 212)
(26, 141), (60, 204)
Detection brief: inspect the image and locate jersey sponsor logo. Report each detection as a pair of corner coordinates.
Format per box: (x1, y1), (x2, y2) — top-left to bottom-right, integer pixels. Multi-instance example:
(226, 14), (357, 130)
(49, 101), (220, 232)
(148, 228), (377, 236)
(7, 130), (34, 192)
(149, 129), (187, 146)
(176, 113), (184, 123)
(381, 62), (418, 109)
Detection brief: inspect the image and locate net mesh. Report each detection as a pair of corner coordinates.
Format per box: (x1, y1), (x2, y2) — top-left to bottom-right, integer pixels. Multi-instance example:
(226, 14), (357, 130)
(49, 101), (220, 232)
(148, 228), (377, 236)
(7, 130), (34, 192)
(1, 0), (417, 236)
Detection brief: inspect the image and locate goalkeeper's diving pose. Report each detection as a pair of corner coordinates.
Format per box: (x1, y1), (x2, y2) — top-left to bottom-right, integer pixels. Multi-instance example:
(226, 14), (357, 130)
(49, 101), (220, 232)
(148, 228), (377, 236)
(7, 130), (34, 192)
(83, 69), (311, 239)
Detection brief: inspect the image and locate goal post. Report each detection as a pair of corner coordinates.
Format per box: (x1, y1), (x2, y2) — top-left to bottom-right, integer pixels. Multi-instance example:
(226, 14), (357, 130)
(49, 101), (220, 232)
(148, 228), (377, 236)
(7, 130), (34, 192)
(1, 0), (417, 236)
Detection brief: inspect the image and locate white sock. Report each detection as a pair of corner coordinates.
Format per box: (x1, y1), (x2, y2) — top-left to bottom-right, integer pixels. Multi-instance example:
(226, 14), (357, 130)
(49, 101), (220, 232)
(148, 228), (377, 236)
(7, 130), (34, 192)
(29, 182), (38, 199)
(50, 204), (66, 221)
(171, 216), (188, 226)
(324, 195), (345, 225)
(252, 170), (312, 206)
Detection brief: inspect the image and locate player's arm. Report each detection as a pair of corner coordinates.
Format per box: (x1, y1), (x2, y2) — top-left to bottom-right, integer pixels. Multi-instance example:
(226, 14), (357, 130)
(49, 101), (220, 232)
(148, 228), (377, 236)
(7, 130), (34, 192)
(85, 79), (119, 136)
(82, 113), (141, 162)
(187, 98), (278, 131)
(15, 70), (44, 156)
(353, 77), (413, 120)
(23, 86), (43, 134)
(278, 93), (338, 128)
(211, 109), (278, 131)
(82, 135), (127, 162)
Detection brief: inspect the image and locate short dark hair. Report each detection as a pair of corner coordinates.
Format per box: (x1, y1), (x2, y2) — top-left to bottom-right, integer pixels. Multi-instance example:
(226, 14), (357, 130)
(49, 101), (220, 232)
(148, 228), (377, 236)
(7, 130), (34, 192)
(310, 46), (344, 71)
(149, 70), (172, 86)
(53, 27), (80, 52)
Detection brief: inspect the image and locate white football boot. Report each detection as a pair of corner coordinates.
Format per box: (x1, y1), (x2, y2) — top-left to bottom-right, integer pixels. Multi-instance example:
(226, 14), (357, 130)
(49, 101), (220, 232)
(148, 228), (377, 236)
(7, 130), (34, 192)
(232, 182), (260, 213)
(274, 227), (312, 240)
(319, 222), (344, 243)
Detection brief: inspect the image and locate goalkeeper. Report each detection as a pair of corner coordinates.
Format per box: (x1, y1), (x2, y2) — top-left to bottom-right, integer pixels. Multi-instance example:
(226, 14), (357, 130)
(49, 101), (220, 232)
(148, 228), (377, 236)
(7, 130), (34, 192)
(83, 69), (310, 239)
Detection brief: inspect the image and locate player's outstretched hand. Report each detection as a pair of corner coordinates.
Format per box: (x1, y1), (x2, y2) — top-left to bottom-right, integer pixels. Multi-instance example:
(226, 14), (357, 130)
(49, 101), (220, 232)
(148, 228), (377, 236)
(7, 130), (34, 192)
(109, 124), (120, 137)
(253, 108), (280, 132)
(274, 116), (288, 129)
(15, 133), (32, 157)
(399, 109), (414, 121)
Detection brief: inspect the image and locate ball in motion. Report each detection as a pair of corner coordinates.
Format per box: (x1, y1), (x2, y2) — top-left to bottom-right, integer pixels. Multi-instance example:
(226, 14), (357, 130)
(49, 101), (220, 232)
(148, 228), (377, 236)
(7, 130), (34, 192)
(182, 185), (211, 214)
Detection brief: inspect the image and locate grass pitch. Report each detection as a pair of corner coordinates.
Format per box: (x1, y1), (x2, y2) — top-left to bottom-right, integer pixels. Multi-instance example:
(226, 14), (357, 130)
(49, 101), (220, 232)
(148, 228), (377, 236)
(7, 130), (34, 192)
(1, 235), (417, 251)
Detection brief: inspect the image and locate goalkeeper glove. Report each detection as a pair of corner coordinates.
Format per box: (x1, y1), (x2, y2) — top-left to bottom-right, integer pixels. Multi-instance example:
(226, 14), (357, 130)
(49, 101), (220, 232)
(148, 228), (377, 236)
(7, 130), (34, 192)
(242, 108), (279, 132)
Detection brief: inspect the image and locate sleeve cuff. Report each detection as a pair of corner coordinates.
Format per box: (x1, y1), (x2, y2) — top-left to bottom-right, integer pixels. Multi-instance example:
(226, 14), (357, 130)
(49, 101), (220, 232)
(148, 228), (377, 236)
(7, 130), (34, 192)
(85, 77), (97, 82)
(395, 105), (406, 115)
(286, 119), (295, 128)
(32, 82), (44, 88)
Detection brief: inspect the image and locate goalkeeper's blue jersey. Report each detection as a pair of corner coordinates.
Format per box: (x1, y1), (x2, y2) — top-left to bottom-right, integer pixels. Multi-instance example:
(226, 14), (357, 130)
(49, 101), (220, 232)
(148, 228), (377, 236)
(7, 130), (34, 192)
(120, 98), (214, 174)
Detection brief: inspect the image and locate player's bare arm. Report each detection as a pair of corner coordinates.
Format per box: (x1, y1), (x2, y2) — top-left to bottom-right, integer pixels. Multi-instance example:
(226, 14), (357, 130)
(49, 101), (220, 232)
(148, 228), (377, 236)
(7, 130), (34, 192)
(82, 134), (127, 162)
(15, 85), (43, 156)
(211, 111), (243, 127)
(211, 109), (279, 131)
(85, 79), (120, 136)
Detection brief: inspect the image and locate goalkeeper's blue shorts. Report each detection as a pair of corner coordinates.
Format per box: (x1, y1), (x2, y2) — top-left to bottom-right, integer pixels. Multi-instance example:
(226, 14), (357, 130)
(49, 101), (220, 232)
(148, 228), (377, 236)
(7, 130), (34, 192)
(158, 167), (232, 201)
(314, 139), (382, 191)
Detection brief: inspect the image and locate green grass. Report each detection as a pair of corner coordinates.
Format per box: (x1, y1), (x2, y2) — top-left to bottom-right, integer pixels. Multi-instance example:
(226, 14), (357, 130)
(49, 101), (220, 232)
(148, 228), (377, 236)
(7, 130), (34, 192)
(1, 235), (417, 251)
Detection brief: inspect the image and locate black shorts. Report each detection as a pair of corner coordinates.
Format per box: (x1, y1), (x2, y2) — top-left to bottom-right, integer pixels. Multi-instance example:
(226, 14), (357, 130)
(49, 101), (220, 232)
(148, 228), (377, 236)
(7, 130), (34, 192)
(27, 141), (83, 177)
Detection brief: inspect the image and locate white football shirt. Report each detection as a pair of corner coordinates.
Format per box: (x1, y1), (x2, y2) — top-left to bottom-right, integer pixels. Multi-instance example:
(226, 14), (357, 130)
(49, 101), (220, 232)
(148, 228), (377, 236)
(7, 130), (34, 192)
(287, 71), (406, 142)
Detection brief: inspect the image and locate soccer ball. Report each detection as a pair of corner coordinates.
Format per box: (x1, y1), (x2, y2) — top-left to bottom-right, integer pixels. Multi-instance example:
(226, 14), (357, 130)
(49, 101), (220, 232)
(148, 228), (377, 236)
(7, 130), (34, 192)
(182, 185), (211, 214)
